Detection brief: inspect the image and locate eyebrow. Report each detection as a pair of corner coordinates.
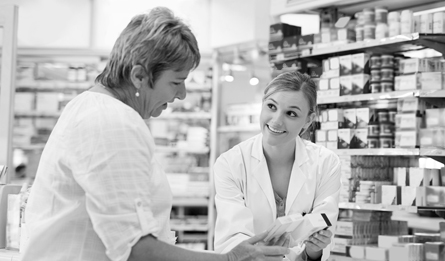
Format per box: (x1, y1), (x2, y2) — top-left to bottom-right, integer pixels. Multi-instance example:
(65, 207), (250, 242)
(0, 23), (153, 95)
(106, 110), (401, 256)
(269, 98), (302, 111)
(176, 77), (187, 80)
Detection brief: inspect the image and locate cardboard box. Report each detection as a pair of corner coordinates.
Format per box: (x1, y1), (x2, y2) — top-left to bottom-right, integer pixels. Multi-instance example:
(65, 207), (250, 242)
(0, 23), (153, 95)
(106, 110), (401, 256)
(353, 129), (368, 149)
(269, 23), (301, 41)
(351, 53), (370, 74)
(395, 74), (421, 91)
(351, 74), (370, 95)
(316, 130), (327, 142)
(329, 77), (340, 90)
(268, 40), (283, 55)
(340, 76), (352, 96)
(395, 113), (422, 130)
(339, 55), (352, 76)
(338, 129), (354, 149)
(343, 109), (357, 128)
(356, 108), (370, 128)
(421, 72), (443, 90)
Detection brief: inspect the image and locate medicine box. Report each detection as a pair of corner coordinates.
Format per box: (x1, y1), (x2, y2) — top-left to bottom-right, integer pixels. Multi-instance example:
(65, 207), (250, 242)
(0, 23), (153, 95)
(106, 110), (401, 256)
(340, 76), (352, 96)
(420, 72), (443, 90)
(395, 74), (421, 91)
(338, 129), (354, 149)
(351, 74), (370, 95)
(343, 109), (357, 128)
(351, 53), (370, 74)
(339, 55), (352, 76)
(329, 77), (340, 90)
(282, 36), (298, 53)
(269, 23), (301, 41)
(353, 129), (368, 149)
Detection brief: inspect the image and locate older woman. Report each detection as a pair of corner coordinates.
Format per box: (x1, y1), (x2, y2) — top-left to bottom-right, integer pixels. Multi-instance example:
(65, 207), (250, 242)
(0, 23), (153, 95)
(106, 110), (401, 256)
(21, 7), (287, 261)
(214, 71), (341, 261)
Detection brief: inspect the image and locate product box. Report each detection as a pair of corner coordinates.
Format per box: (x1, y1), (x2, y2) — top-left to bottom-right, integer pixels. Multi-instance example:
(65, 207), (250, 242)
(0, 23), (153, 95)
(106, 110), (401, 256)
(425, 169), (441, 186)
(322, 59), (330, 72)
(321, 121), (340, 130)
(329, 57), (340, 70)
(268, 40), (283, 55)
(397, 98), (425, 113)
(353, 129), (368, 149)
(351, 53), (370, 75)
(332, 238), (353, 254)
(296, 34), (314, 46)
(424, 242), (445, 261)
(318, 78), (330, 91)
(394, 167), (408, 186)
(420, 13), (434, 33)
(356, 108), (370, 128)
(282, 36), (298, 53)
(426, 108), (445, 128)
(328, 109), (344, 122)
(340, 76), (353, 96)
(343, 109), (357, 129)
(401, 186), (417, 206)
(399, 59), (435, 74)
(420, 128), (445, 148)
(338, 129), (354, 149)
(326, 141), (337, 150)
(327, 130), (338, 142)
(337, 28), (356, 42)
(346, 245), (366, 259)
(380, 185), (401, 205)
(329, 77), (340, 90)
(378, 235), (401, 249)
(351, 74), (370, 95)
(308, 67), (323, 78)
(323, 69), (340, 78)
(395, 131), (418, 148)
(335, 221), (353, 236)
(433, 12), (445, 34)
(316, 130), (327, 142)
(395, 74), (421, 91)
(339, 55), (352, 76)
(409, 168), (427, 186)
(416, 186), (445, 207)
(269, 23), (301, 41)
(365, 246), (389, 261)
(282, 59), (307, 72)
(395, 113), (422, 130)
(421, 72), (443, 90)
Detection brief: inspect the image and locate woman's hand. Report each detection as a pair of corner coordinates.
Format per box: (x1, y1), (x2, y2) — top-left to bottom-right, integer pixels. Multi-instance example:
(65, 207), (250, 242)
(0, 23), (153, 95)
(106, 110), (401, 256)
(226, 231), (289, 261)
(257, 233), (291, 248)
(304, 229), (332, 259)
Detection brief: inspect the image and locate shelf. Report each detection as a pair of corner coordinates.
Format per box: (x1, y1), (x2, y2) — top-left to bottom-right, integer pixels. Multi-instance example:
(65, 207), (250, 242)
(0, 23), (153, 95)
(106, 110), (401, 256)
(218, 125), (260, 133)
(179, 234), (208, 242)
(328, 254), (364, 261)
(172, 197), (209, 207)
(154, 112), (211, 120)
(13, 144), (45, 150)
(331, 148), (419, 156)
(273, 33), (445, 62)
(10, 47), (110, 57)
(318, 90), (420, 105)
(186, 83), (212, 92)
(155, 146), (209, 154)
(0, 249), (19, 260)
(420, 147), (445, 157)
(338, 202), (418, 213)
(419, 89), (445, 98)
(15, 111), (61, 118)
(171, 224), (208, 232)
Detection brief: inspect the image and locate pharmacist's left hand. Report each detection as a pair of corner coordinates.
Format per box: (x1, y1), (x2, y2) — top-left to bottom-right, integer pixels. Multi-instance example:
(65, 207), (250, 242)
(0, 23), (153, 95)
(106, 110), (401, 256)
(304, 229), (332, 252)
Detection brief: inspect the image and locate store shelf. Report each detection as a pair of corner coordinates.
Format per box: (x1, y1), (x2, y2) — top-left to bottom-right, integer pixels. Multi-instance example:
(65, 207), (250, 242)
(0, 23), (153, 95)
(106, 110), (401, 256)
(318, 90), (420, 104)
(331, 148), (419, 156)
(15, 111), (61, 118)
(171, 224), (209, 232)
(0, 249), (20, 261)
(13, 144), (45, 150)
(180, 234), (208, 242)
(328, 254), (364, 261)
(7, 47), (110, 57)
(338, 202), (418, 213)
(186, 83), (212, 92)
(420, 147), (445, 157)
(273, 33), (445, 62)
(419, 89), (445, 98)
(172, 197), (209, 207)
(155, 112), (211, 120)
(155, 146), (209, 154)
(218, 125), (260, 133)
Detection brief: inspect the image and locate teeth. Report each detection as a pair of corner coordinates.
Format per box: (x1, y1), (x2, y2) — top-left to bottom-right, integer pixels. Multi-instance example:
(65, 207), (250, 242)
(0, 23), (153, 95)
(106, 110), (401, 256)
(267, 125), (285, 134)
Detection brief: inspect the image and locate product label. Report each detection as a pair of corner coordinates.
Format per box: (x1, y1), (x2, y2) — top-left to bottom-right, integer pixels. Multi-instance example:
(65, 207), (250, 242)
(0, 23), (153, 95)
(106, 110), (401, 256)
(427, 195), (439, 203)
(426, 253), (438, 260)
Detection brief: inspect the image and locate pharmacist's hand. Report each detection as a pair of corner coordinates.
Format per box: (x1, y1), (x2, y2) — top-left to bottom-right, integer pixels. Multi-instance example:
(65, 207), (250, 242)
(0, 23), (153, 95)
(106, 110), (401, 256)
(257, 233), (291, 248)
(226, 231), (289, 261)
(304, 229), (332, 253)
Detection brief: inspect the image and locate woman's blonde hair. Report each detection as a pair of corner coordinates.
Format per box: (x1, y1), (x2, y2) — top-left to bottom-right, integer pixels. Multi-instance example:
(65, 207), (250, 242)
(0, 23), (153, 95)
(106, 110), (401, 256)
(96, 7), (200, 88)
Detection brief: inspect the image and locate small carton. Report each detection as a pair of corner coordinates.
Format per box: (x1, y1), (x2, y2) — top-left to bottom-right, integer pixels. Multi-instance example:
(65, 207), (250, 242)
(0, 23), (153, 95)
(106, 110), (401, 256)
(340, 76), (353, 96)
(338, 129), (354, 149)
(343, 109), (357, 129)
(351, 53), (370, 74)
(339, 55), (352, 76)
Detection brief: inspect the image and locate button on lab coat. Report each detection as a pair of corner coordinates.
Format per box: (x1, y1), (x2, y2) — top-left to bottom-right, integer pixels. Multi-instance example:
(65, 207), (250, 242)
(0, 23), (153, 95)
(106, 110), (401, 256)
(214, 134), (341, 261)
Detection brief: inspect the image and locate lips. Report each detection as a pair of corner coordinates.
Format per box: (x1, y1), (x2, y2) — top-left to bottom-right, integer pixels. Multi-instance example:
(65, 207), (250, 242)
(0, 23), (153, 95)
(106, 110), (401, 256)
(267, 124), (285, 134)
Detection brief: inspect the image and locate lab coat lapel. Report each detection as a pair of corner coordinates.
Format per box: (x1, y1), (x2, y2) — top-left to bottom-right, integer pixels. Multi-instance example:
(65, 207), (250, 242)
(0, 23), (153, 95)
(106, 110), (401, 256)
(251, 135), (277, 219)
(286, 137), (309, 215)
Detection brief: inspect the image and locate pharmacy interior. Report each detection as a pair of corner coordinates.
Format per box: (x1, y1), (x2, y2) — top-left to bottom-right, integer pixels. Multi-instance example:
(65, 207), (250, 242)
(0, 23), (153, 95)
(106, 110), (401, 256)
(1, 0), (445, 260)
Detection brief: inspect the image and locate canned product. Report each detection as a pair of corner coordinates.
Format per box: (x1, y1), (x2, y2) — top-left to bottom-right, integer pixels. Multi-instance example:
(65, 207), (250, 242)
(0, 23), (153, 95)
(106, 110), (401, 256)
(364, 23), (376, 40)
(388, 11), (400, 23)
(375, 6), (388, 24)
(376, 23), (388, 39)
(381, 68), (394, 81)
(370, 55), (381, 69)
(370, 82), (381, 93)
(368, 137), (380, 148)
(379, 137), (394, 148)
(378, 111), (389, 122)
(363, 8), (375, 24)
(379, 123), (394, 135)
(381, 54), (394, 67)
(370, 69), (381, 81)
(355, 26), (364, 41)
(389, 22), (401, 37)
(381, 81), (394, 92)
(368, 124), (380, 136)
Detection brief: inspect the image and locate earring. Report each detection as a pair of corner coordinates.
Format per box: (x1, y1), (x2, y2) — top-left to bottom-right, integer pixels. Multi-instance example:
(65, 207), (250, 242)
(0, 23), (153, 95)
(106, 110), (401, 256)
(135, 91), (140, 97)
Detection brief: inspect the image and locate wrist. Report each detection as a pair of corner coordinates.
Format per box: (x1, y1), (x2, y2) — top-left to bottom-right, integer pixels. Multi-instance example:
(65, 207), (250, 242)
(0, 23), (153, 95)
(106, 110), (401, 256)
(304, 248), (322, 261)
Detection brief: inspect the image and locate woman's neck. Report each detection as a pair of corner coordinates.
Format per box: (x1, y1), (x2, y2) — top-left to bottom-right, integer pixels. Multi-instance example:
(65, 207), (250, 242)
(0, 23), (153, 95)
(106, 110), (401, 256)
(262, 138), (296, 165)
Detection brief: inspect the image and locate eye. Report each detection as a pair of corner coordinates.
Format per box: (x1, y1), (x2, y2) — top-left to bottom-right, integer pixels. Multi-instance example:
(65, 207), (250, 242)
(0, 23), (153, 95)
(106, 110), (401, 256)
(267, 103), (276, 110)
(287, 111), (298, 117)
(173, 82), (182, 86)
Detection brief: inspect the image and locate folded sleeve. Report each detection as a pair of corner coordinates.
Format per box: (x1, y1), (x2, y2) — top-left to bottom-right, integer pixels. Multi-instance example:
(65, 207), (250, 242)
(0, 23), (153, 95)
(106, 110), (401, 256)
(68, 112), (159, 261)
(213, 152), (253, 253)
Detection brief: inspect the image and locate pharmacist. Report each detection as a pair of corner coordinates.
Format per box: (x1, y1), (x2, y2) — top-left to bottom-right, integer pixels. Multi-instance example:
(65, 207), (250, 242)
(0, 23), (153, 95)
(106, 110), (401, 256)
(214, 71), (341, 261)
(21, 7), (288, 261)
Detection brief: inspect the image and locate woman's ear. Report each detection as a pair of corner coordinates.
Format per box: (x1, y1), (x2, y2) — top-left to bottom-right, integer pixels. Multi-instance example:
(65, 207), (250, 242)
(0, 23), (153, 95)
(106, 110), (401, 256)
(304, 112), (316, 130)
(130, 65), (149, 90)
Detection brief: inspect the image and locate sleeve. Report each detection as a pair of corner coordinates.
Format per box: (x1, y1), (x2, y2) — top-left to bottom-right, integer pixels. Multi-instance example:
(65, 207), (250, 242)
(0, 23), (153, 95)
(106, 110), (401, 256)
(68, 113), (159, 261)
(213, 152), (254, 253)
(308, 151), (342, 261)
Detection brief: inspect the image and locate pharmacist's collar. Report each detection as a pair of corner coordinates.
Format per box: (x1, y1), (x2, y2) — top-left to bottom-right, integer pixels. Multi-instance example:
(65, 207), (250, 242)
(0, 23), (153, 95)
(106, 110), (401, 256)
(252, 134), (308, 166)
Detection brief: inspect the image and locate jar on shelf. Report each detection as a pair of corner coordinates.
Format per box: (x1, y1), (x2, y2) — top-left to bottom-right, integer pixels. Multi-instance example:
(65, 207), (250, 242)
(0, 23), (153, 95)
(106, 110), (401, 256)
(381, 81), (394, 92)
(370, 82), (381, 93)
(389, 21), (401, 37)
(375, 6), (388, 24)
(376, 23), (389, 39)
(370, 69), (381, 82)
(388, 11), (400, 24)
(381, 68), (394, 81)
(370, 55), (382, 69)
(364, 23), (376, 40)
(363, 8), (375, 24)
(356, 26), (364, 41)
(381, 54), (394, 67)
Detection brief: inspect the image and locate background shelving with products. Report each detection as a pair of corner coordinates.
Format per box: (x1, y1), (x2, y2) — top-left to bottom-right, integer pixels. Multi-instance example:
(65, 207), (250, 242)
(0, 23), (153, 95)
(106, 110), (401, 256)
(268, 1), (445, 260)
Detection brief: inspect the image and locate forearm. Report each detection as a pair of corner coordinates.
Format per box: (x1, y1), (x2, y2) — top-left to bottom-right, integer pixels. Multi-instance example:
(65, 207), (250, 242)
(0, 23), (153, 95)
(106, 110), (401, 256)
(129, 235), (228, 261)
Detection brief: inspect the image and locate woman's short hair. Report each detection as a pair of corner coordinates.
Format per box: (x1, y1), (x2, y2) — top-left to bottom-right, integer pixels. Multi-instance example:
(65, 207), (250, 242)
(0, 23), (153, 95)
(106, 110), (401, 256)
(263, 71), (317, 115)
(96, 7), (201, 88)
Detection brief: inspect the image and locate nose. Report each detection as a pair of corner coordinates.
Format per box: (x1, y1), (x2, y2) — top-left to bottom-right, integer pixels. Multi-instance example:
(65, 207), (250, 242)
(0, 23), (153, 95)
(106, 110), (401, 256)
(177, 83), (186, 100)
(270, 112), (284, 127)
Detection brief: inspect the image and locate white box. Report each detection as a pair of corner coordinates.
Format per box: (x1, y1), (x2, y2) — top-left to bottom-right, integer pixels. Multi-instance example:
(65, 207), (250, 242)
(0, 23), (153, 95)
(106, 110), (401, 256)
(340, 76), (352, 96)
(316, 130), (327, 142)
(356, 108), (370, 128)
(395, 131), (418, 148)
(378, 235), (400, 249)
(338, 129), (353, 149)
(343, 109), (357, 129)
(365, 246), (388, 261)
(433, 11), (445, 33)
(421, 13), (434, 33)
(421, 72), (442, 90)
(321, 121), (340, 130)
(351, 74), (370, 95)
(328, 109), (343, 122)
(395, 113), (421, 130)
(401, 186), (417, 206)
(339, 55), (352, 76)
(381, 185), (399, 205)
(326, 141), (337, 150)
(395, 74), (420, 91)
(330, 57), (340, 70)
(394, 167), (407, 186)
(329, 77), (340, 90)
(327, 130), (338, 142)
(318, 78), (329, 90)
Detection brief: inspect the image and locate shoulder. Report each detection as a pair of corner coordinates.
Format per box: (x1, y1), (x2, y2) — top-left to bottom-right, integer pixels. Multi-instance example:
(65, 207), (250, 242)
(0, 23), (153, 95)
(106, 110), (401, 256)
(302, 139), (340, 168)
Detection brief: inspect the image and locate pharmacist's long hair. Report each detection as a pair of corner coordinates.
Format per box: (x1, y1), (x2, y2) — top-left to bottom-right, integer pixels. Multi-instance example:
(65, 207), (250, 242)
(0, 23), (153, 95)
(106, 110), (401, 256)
(96, 7), (200, 91)
(263, 71), (317, 137)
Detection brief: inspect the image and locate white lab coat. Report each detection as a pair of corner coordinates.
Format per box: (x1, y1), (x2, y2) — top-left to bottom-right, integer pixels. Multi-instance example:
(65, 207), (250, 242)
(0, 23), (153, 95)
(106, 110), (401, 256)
(214, 134), (341, 261)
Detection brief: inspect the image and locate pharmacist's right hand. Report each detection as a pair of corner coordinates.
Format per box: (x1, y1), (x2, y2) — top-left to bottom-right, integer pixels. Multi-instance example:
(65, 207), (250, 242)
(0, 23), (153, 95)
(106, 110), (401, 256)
(226, 231), (289, 261)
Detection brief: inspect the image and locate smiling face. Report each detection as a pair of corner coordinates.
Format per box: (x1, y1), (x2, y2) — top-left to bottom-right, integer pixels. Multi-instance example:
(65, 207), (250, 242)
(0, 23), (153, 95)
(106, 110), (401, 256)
(140, 69), (189, 119)
(260, 89), (314, 147)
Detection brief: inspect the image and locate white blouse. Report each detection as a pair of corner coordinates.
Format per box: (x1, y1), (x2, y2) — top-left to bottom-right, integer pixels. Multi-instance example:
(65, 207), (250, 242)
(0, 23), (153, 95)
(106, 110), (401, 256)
(22, 91), (173, 261)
